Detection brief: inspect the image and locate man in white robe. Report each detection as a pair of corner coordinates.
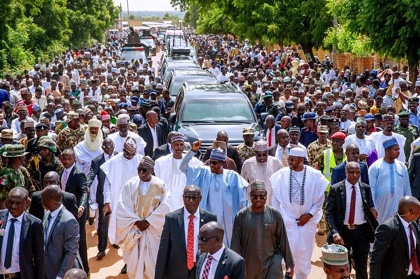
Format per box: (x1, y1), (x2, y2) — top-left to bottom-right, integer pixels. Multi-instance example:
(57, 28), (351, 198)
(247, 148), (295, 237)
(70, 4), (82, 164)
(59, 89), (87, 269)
(180, 141), (248, 247)
(270, 147), (329, 279)
(154, 133), (202, 211)
(101, 137), (143, 245)
(108, 113), (146, 154)
(116, 156), (170, 279)
(241, 139), (282, 205)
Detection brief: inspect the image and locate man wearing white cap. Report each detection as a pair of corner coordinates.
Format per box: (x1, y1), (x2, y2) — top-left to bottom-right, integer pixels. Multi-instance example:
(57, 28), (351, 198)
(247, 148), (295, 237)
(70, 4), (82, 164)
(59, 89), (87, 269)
(154, 133), (203, 211)
(321, 244), (350, 279)
(270, 146), (329, 279)
(369, 137), (411, 224)
(180, 141), (248, 247)
(108, 113), (146, 155)
(241, 139), (282, 205)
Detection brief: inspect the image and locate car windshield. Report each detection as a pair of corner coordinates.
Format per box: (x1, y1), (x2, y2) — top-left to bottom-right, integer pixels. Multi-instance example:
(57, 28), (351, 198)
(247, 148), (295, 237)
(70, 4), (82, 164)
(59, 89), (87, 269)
(182, 98), (255, 122)
(122, 51), (147, 62)
(140, 38), (155, 47)
(170, 76), (218, 96)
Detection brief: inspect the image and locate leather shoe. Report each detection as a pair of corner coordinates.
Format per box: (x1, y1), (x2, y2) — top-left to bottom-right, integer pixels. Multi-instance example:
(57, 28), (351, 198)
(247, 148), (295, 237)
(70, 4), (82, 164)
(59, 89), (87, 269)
(112, 244), (120, 249)
(121, 264), (127, 274)
(97, 251), (105, 259)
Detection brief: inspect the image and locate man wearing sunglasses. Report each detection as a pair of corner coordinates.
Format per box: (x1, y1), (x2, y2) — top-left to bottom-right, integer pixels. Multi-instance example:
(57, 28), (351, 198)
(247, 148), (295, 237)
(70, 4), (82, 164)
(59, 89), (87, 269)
(180, 141), (248, 247)
(115, 156), (170, 279)
(196, 221), (245, 279)
(155, 185), (217, 279)
(231, 180), (294, 279)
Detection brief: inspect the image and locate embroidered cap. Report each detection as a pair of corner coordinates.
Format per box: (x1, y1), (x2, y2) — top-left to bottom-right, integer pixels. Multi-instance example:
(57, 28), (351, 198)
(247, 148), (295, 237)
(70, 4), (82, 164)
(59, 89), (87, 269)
(250, 180), (266, 192)
(254, 140), (268, 152)
(210, 148), (226, 162)
(123, 137), (137, 153)
(171, 133), (185, 144)
(321, 244), (349, 266)
(383, 137), (398, 150)
(288, 147), (306, 158)
(140, 156), (155, 169)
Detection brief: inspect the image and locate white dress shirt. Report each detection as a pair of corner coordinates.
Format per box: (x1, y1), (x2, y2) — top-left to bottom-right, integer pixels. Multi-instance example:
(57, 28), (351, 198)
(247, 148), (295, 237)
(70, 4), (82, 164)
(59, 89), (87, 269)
(61, 164), (75, 191)
(265, 128), (276, 148)
(0, 213), (24, 274)
(45, 205), (63, 240)
(184, 208), (200, 261)
(398, 215), (417, 275)
(199, 246), (225, 279)
(344, 180), (366, 225)
(149, 124), (159, 151)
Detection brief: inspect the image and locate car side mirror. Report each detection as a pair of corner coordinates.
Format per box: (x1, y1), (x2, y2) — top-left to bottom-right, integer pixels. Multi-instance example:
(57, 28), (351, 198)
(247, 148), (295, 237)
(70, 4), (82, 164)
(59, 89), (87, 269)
(169, 112), (176, 124)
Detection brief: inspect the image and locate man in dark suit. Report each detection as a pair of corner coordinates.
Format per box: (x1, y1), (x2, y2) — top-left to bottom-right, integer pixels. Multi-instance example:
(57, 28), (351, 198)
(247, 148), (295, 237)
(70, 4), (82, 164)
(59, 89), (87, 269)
(138, 110), (165, 157)
(331, 144), (369, 185)
(29, 171), (78, 220)
(409, 152), (420, 200)
(370, 196), (420, 279)
(87, 138), (117, 259)
(42, 185), (81, 279)
(152, 131), (175, 161)
(0, 188), (44, 279)
(60, 149), (89, 275)
(196, 221), (245, 279)
(155, 185), (217, 279)
(202, 131), (241, 169)
(326, 162), (378, 279)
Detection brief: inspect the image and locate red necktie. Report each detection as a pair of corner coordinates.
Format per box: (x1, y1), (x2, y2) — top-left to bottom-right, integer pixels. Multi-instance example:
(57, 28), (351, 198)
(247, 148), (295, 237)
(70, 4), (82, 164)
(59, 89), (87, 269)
(348, 186), (356, 225)
(409, 224), (420, 275)
(268, 128), (272, 147)
(187, 215), (194, 270)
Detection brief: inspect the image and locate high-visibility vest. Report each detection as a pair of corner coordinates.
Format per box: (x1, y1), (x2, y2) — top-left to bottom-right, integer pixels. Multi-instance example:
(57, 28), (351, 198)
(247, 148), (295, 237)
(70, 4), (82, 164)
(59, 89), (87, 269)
(322, 148), (346, 192)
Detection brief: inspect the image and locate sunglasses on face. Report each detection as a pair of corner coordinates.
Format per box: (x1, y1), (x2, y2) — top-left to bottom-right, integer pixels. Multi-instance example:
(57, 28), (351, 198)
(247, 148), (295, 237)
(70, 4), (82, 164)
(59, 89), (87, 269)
(183, 195), (201, 201)
(256, 153), (268, 157)
(197, 235), (218, 243)
(251, 195), (267, 200)
(138, 168), (150, 173)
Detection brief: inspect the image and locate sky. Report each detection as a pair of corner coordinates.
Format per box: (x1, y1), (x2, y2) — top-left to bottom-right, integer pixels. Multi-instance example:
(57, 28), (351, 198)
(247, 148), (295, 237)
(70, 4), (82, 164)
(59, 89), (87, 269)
(113, 0), (176, 11)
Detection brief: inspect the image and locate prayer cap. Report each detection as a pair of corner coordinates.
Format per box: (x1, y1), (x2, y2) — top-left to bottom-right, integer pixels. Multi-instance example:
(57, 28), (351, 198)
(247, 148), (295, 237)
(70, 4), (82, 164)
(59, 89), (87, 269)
(356, 117), (367, 124)
(254, 140), (268, 152)
(382, 113), (395, 121)
(289, 147), (306, 158)
(32, 104), (41, 112)
(210, 148), (226, 161)
(171, 133), (185, 143)
(1, 129), (13, 139)
(289, 126), (301, 133)
(88, 118), (102, 128)
(55, 108), (64, 118)
(140, 156), (155, 169)
(249, 180), (266, 192)
(364, 114), (375, 121)
(123, 137), (137, 153)
(117, 114), (129, 125)
(318, 125), (329, 134)
(321, 244), (349, 266)
(16, 105), (28, 112)
(331, 132), (346, 140)
(23, 121), (35, 129)
(383, 137), (398, 150)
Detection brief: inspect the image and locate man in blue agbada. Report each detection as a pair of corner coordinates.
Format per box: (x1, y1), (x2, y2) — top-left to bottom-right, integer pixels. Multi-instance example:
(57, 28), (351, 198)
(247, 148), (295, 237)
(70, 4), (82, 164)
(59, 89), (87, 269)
(368, 137), (411, 224)
(180, 141), (248, 247)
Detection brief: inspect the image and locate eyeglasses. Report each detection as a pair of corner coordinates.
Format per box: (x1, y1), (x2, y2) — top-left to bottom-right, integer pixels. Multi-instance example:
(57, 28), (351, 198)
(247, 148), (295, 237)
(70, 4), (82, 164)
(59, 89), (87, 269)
(102, 145), (114, 149)
(138, 168), (150, 173)
(183, 195), (201, 201)
(209, 160), (220, 165)
(197, 235), (218, 243)
(256, 153), (268, 157)
(251, 195), (267, 200)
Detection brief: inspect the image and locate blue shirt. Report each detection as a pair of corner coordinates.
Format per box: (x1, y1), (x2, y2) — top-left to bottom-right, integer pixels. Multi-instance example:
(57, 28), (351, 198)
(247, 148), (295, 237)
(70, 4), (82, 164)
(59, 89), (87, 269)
(0, 89), (10, 108)
(299, 127), (318, 147)
(409, 110), (420, 128)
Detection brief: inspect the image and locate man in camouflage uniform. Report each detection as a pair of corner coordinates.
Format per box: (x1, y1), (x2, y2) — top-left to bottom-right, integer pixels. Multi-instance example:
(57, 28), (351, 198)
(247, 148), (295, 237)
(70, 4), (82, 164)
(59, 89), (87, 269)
(0, 144), (35, 209)
(56, 112), (86, 151)
(395, 110), (419, 163)
(28, 137), (64, 190)
(236, 128), (256, 173)
(307, 125), (332, 169)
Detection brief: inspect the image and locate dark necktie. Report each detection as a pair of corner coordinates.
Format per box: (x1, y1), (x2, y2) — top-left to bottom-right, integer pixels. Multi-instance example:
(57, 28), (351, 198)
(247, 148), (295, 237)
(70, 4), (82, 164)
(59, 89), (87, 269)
(4, 218), (17, 269)
(409, 224), (420, 275)
(187, 215), (194, 270)
(348, 185), (356, 225)
(44, 213), (53, 243)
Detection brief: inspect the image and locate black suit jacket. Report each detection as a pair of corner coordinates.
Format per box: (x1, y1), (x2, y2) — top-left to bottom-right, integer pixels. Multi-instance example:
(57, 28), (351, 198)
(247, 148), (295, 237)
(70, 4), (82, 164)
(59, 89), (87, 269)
(0, 210), (45, 279)
(409, 153), (420, 200)
(62, 166), (88, 212)
(326, 181), (378, 243)
(196, 247), (245, 279)
(331, 161), (369, 185)
(87, 152), (118, 205)
(138, 123), (165, 157)
(29, 191), (78, 220)
(155, 208), (217, 279)
(370, 214), (420, 279)
(202, 145), (241, 170)
(152, 143), (171, 161)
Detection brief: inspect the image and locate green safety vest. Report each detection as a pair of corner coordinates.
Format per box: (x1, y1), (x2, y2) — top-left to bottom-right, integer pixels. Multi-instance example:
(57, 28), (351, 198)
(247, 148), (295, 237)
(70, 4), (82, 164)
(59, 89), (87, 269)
(322, 148), (346, 192)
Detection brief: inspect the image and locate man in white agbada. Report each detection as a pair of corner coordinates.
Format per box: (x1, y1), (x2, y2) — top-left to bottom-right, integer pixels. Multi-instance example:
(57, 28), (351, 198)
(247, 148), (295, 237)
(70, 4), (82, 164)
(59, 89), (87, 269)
(74, 118), (104, 207)
(116, 156), (170, 279)
(101, 137), (143, 246)
(270, 147), (329, 279)
(108, 113), (146, 154)
(154, 133), (202, 211)
(241, 139), (282, 205)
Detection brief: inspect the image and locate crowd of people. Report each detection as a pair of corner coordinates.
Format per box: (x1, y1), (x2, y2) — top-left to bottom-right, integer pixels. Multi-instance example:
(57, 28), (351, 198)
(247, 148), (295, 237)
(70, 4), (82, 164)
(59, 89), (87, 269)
(0, 31), (419, 279)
